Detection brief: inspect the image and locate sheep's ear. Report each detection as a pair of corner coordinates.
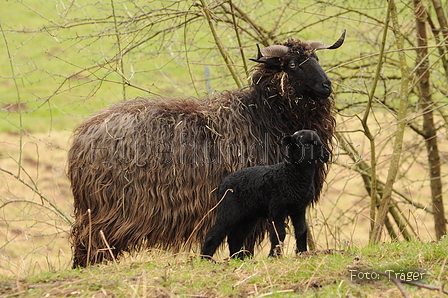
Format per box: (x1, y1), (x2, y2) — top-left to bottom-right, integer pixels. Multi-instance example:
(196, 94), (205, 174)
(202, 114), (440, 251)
(249, 44), (287, 67)
(281, 136), (295, 146)
(249, 57), (281, 67)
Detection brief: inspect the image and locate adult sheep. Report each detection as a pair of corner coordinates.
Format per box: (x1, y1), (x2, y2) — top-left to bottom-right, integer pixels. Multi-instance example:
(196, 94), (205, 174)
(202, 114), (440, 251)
(68, 31), (345, 267)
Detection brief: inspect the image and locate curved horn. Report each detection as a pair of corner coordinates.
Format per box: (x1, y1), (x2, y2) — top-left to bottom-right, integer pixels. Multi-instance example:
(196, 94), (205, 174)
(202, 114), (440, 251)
(304, 29), (346, 50)
(260, 45), (290, 58)
(250, 44), (290, 64)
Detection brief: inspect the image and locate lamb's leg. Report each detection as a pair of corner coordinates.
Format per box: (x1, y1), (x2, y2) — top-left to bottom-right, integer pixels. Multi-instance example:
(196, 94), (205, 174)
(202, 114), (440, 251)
(243, 220), (267, 256)
(227, 219), (258, 260)
(201, 222), (232, 259)
(290, 209), (308, 253)
(268, 216), (287, 257)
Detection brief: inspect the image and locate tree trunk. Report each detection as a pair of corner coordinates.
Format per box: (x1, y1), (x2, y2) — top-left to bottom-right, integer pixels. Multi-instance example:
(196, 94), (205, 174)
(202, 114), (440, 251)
(414, 0), (447, 239)
(370, 0), (411, 244)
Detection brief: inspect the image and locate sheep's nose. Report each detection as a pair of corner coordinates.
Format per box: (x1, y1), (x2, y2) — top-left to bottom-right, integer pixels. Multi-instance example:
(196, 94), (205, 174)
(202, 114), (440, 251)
(322, 82), (331, 92)
(313, 81), (332, 98)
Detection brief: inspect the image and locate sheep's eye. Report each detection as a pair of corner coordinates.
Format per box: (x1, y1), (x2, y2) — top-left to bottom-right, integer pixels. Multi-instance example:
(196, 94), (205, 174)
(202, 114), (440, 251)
(288, 61), (297, 69)
(303, 143), (311, 149)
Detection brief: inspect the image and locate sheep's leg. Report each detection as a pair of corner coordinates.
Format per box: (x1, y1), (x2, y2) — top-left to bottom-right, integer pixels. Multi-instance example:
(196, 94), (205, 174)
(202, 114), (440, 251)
(227, 219), (258, 260)
(243, 221), (266, 256)
(201, 223), (232, 259)
(72, 223), (121, 268)
(290, 210), (308, 253)
(268, 217), (287, 257)
(72, 241), (89, 268)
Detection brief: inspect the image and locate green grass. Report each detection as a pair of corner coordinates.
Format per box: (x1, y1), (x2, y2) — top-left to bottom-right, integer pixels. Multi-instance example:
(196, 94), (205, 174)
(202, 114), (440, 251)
(1, 239), (447, 297)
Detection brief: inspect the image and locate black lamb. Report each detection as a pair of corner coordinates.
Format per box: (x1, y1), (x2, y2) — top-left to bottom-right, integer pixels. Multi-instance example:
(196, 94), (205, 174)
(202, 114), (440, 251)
(201, 130), (329, 260)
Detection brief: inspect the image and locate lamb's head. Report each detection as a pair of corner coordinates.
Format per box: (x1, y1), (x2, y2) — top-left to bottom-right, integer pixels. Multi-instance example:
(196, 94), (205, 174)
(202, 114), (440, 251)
(251, 30), (345, 99)
(281, 130), (329, 165)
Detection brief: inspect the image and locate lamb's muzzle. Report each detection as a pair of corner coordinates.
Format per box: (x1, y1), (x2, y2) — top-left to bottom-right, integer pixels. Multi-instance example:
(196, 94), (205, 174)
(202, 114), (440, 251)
(288, 130), (330, 164)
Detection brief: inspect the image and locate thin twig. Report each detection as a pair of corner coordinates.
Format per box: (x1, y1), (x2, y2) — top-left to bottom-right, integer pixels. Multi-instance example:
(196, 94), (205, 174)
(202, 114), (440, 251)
(87, 209), (92, 268)
(228, 0), (249, 79)
(0, 168), (72, 225)
(388, 276), (411, 298)
(198, 0), (243, 88)
(0, 23), (24, 177)
(364, 1), (390, 239)
(304, 255), (328, 293)
(100, 230), (119, 270)
(375, 271), (448, 296)
(184, 188), (232, 249)
(270, 220), (283, 257)
(110, 0), (126, 99)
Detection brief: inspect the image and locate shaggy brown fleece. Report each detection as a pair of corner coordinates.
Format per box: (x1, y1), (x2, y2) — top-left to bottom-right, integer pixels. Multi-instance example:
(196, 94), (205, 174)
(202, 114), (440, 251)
(68, 39), (337, 267)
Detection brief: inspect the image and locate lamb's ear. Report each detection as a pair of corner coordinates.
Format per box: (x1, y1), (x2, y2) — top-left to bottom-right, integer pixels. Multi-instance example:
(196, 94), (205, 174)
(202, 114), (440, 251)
(281, 136), (295, 146)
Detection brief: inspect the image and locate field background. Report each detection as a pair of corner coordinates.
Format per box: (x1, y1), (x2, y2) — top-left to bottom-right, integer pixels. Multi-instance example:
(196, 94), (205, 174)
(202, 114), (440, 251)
(0, 0), (447, 296)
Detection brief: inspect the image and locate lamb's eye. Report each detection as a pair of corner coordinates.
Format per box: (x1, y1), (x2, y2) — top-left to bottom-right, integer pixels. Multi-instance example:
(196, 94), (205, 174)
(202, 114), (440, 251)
(304, 143), (311, 149)
(288, 61), (297, 69)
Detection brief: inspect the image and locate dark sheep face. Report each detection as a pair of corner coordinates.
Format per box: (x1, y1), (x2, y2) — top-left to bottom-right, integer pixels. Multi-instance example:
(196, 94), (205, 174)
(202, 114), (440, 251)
(283, 52), (332, 99)
(281, 130), (329, 164)
(251, 31), (346, 100)
(252, 50), (332, 99)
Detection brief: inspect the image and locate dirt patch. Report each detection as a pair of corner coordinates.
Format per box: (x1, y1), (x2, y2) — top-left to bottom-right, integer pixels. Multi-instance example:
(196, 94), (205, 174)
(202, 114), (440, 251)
(2, 103), (28, 112)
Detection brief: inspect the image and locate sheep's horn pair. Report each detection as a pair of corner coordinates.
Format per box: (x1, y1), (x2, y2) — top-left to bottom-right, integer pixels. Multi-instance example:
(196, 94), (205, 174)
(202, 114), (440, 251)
(251, 30), (346, 63)
(303, 29), (346, 51)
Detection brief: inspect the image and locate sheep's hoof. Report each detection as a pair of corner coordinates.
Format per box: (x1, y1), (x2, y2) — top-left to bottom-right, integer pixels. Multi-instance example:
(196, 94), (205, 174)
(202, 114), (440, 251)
(200, 255), (216, 263)
(230, 250), (252, 260)
(268, 244), (284, 258)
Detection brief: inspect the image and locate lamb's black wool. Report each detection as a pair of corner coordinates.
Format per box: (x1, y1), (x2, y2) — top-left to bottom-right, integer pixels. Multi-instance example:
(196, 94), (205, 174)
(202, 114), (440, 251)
(201, 130), (329, 260)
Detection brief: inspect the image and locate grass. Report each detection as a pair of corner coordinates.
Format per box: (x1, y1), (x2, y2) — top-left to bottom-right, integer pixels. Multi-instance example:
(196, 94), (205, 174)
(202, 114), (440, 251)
(0, 239), (447, 297)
